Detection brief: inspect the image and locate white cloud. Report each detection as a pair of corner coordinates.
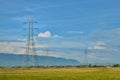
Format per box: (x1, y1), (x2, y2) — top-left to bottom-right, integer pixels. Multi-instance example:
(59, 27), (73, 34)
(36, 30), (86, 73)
(1, 28), (120, 64)
(38, 31), (63, 38)
(89, 41), (106, 50)
(0, 41), (49, 55)
(38, 31), (51, 38)
(53, 35), (63, 38)
(93, 45), (106, 50)
(0, 42), (26, 54)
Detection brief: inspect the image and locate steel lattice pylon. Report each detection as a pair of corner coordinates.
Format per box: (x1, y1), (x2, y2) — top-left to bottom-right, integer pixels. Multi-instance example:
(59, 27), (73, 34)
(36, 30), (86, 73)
(84, 48), (88, 66)
(24, 18), (38, 67)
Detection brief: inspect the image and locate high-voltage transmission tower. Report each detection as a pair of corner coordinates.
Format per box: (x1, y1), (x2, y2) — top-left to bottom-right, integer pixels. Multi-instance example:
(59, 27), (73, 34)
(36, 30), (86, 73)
(84, 48), (88, 66)
(24, 18), (38, 67)
(46, 48), (49, 67)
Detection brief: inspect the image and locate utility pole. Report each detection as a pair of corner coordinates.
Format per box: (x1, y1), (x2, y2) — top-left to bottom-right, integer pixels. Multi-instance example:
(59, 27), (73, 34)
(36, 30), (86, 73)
(24, 18), (38, 67)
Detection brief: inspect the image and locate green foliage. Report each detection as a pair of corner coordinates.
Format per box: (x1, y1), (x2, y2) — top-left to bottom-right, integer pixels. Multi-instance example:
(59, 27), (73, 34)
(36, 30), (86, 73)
(112, 64), (120, 67)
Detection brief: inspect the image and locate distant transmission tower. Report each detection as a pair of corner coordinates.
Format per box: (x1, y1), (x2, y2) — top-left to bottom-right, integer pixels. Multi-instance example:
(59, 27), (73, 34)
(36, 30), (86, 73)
(24, 18), (38, 67)
(46, 48), (49, 67)
(84, 48), (88, 66)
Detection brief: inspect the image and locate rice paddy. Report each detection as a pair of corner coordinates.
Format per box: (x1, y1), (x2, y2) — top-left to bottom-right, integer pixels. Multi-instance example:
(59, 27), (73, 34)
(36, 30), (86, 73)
(0, 68), (120, 80)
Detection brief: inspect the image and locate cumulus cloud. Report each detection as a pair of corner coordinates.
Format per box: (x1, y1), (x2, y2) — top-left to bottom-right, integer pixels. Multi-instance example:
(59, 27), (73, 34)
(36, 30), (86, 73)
(38, 31), (63, 38)
(38, 31), (51, 38)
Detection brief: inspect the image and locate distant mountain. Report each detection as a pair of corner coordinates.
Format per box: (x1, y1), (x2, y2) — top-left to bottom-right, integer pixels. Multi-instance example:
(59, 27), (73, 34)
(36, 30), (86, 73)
(0, 53), (80, 67)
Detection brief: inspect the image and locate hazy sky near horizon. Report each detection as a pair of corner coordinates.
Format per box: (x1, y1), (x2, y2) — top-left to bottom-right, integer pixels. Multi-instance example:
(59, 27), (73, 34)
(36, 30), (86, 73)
(0, 0), (120, 64)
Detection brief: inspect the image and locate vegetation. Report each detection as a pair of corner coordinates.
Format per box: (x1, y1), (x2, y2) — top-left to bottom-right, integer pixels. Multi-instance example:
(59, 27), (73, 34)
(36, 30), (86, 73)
(0, 68), (120, 80)
(1, 64), (120, 68)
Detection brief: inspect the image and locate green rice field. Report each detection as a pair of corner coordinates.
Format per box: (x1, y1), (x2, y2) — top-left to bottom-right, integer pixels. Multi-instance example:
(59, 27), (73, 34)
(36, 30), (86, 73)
(0, 68), (120, 80)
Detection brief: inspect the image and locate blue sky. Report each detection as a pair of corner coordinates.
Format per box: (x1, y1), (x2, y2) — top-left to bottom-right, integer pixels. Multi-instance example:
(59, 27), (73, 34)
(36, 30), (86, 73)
(0, 0), (120, 64)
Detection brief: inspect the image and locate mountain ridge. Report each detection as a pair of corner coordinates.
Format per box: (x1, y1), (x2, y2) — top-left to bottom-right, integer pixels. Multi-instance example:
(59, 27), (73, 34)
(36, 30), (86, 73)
(0, 53), (80, 67)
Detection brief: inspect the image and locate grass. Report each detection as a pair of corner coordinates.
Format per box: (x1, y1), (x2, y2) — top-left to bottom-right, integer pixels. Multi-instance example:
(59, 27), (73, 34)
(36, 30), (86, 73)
(0, 68), (120, 80)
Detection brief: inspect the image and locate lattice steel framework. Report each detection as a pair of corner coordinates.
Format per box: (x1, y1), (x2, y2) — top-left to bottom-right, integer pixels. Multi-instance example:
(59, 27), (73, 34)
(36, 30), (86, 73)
(24, 18), (38, 67)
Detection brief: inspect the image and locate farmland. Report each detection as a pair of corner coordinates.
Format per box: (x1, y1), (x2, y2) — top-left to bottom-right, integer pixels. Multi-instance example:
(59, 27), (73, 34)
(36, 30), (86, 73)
(0, 68), (120, 80)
